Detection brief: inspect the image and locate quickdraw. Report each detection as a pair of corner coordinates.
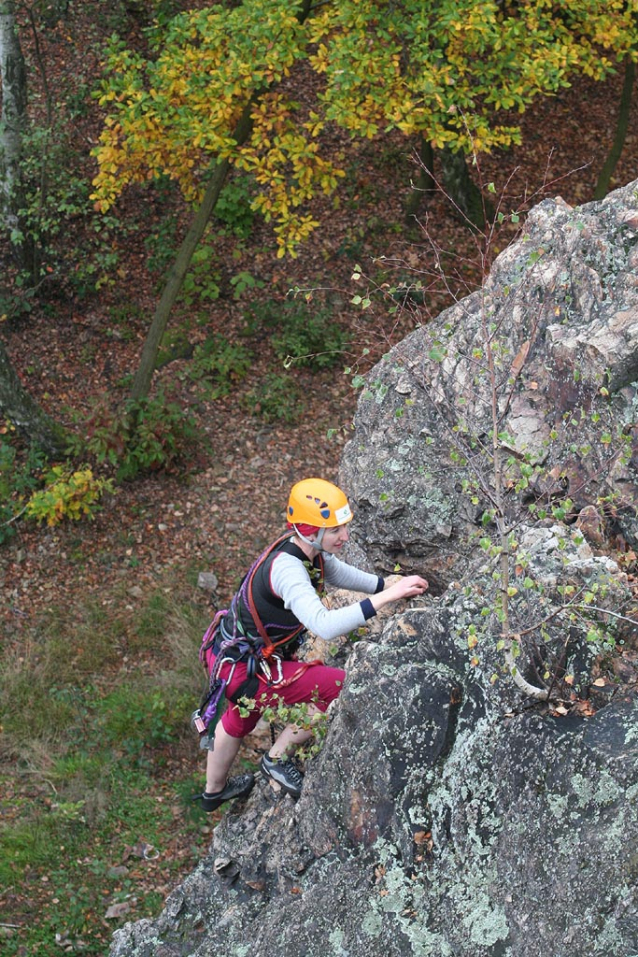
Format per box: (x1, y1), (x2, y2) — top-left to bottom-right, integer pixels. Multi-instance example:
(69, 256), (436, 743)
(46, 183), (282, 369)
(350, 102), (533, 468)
(257, 655), (322, 689)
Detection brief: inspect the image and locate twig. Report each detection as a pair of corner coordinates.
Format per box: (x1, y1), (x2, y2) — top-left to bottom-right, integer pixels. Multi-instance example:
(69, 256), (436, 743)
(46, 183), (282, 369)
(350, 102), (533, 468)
(575, 606), (638, 627)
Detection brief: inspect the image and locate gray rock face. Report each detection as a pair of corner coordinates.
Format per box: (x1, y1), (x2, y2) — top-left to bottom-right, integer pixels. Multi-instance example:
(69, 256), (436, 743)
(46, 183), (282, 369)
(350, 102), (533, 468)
(110, 182), (638, 957)
(111, 592), (638, 957)
(340, 184), (638, 588)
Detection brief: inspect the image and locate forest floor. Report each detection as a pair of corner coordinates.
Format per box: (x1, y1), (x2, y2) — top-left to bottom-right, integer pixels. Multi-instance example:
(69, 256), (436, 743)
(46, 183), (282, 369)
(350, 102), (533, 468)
(1, 8), (638, 954)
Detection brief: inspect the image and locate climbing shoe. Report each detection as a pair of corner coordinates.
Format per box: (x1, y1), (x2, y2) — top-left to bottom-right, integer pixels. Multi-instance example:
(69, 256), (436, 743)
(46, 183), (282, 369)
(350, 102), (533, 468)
(260, 754), (304, 799)
(193, 773), (255, 812)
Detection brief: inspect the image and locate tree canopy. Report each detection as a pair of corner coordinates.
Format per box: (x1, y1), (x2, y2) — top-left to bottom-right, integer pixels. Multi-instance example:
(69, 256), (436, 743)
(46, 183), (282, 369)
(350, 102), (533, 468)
(91, 0), (638, 255)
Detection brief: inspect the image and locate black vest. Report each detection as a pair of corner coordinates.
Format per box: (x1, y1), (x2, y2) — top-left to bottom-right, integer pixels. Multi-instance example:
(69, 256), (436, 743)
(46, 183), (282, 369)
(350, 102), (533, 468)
(222, 537), (324, 655)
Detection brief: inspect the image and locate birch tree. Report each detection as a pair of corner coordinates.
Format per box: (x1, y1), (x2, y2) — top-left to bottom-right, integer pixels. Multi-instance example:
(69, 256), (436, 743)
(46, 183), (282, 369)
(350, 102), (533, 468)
(0, 0), (31, 270)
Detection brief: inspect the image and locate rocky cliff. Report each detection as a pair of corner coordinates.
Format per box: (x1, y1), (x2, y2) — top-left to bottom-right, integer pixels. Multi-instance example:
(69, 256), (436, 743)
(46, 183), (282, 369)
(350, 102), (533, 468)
(110, 180), (638, 957)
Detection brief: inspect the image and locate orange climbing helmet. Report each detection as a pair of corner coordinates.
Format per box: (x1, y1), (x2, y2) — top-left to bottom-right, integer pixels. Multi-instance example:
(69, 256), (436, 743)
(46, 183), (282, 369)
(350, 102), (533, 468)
(287, 478), (353, 529)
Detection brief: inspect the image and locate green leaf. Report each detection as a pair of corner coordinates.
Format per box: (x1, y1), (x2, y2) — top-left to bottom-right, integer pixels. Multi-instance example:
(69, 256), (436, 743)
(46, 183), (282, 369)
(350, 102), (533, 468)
(428, 345), (446, 362)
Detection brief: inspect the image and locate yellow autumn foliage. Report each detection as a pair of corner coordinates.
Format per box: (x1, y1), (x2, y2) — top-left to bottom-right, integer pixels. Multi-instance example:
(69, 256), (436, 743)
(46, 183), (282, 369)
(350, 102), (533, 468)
(91, 0), (638, 253)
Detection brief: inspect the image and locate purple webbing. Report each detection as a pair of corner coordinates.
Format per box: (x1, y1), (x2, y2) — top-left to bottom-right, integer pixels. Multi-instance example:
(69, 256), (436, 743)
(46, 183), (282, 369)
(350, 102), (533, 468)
(198, 609), (226, 665)
(263, 621), (298, 636)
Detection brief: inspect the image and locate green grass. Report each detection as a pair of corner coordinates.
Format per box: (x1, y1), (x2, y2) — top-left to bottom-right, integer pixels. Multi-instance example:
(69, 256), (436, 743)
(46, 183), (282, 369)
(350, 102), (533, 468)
(0, 767), (188, 956)
(0, 590), (216, 956)
(130, 589), (173, 650)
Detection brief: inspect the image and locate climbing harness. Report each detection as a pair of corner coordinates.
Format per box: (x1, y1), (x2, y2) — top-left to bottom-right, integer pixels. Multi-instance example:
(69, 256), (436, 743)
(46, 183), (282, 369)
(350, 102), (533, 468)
(194, 534), (324, 746)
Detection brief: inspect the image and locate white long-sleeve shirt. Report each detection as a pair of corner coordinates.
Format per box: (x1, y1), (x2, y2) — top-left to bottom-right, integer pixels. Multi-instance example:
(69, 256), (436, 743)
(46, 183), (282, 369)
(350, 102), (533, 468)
(269, 551), (382, 641)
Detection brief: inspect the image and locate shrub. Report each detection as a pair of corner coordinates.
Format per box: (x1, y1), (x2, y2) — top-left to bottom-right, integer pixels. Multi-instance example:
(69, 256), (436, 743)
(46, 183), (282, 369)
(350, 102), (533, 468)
(243, 372), (304, 423)
(17, 121), (128, 297)
(70, 393), (200, 481)
(245, 298), (348, 369)
(180, 243), (222, 306)
(0, 436), (111, 540)
(187, 335), (253, 397)
(24, 465), (114, 527)
(0, 430), (47, 544)
(97, 684), (191, 760)
(145, 217), (222, 304)
(214, 175), (257, 238)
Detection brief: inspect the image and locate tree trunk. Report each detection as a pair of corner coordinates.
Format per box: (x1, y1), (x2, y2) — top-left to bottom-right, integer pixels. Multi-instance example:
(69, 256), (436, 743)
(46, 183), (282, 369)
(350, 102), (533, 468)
(0, 337), (67, 455)
(438, 146), (493, 230)
(130, 103), (255, 402)
(0, 1), (34, 273)
(129, 0), (314, 402)
(594, 56), (635, 201)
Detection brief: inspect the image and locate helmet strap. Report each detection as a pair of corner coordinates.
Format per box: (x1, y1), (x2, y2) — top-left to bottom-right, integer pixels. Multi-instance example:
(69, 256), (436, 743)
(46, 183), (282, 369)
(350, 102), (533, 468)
(293, 524), (327, 552)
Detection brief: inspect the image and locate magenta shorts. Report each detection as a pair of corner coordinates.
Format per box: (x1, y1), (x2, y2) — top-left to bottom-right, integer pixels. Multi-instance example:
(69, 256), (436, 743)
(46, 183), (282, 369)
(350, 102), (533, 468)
(211, 654), (346, 738)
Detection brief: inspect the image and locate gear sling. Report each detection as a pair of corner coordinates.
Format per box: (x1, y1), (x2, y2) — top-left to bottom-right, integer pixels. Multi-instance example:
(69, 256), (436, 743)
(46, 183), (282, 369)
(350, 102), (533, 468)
(194, 534), (324, 744)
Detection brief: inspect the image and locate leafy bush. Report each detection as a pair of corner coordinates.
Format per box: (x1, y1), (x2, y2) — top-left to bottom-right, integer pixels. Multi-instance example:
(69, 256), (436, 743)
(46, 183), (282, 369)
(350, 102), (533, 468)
(70, 393), (200, 481)
(244, 372), (304, 423)
(188, 335), (253, 397)
(144, 216), (222, 304)
(229, 269), (264, 300)
(25, 465), (114, 527)
(180, 243), (222, 305)
(97, 685), (191, 760)
(245, 298), (348, 369)
(0, 430), (47, 543)
(214, 175), (257, 238)
(0, 436), (108, 540)
(66, 210), (124, 297)
(16, 121), (128, 297)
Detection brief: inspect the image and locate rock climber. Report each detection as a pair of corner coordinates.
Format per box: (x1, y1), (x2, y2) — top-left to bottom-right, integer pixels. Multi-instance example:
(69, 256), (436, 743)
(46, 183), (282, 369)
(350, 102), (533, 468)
(194, 477), (429, 811)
